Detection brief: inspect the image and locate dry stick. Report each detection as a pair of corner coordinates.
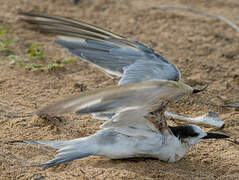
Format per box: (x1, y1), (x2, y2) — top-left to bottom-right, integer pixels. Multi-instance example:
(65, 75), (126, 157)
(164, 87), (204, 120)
(151, 6), (239, 33)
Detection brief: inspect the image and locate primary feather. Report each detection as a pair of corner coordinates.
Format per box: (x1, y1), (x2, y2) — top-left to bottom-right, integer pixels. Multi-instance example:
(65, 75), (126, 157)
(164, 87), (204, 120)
(19, 11), (181, 82)
(38, 80), (193, 132)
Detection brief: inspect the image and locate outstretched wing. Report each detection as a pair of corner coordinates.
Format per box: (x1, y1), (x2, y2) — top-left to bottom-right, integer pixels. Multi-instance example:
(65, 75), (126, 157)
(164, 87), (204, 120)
(119, 60), (180, 85)
(100, 108), (160, 136)
(38, 80), (193, 132)
(19, 11), (181, 82)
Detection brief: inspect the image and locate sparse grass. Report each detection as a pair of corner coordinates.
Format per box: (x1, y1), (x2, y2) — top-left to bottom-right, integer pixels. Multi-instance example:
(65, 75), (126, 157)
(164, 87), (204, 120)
(8, 43), (75, 71)
(46, 58), (75, 69)
(27, 43), (46, 60)
(0, 25), (13, 55)
(0, 26), (75, 70)
(0, 39), (12, 52)
(62, 58), (75, 65)
(25, 43), (75, 70)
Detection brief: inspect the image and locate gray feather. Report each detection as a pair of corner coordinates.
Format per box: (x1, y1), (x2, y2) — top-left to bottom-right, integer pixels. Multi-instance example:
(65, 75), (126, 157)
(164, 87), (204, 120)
(24, 140), (68, 149)
(76, 100), (117, 114)
(24, 139), (93, 167)
(92, 112), (116, 120)
(19, 11), (181, 83)
(41, 152), (91, 167)
(119, 60), (181, 85)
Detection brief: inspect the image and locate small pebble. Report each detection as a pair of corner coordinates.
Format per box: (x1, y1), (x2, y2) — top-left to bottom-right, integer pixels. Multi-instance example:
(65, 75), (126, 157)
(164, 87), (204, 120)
(74, 82), (87, 91)
(33, 174), (44, 180)
(9, 60), (15, 65)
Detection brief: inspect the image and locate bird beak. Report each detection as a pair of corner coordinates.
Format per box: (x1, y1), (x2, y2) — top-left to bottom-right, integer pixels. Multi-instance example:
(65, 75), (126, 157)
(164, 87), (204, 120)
(192, 84), (208, 94)
(202, 132), (229, 139)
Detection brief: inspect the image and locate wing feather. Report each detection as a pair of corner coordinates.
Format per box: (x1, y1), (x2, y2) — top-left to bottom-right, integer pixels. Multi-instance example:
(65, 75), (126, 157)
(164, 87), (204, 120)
(19, 11), (181, 82)
(119, 60), (181, 85)
(100, 108), (159, 132)
(19, 12), (187, 131)
(38, 81), (167, 116)
(38, 80), (193, 131)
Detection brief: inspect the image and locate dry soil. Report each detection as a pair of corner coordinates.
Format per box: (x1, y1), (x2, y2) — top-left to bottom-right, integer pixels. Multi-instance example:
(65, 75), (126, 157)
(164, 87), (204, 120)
(0, 0), (239, 179)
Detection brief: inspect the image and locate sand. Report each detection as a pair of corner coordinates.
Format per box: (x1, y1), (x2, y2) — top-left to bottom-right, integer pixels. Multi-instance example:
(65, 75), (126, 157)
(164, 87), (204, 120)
(0, 0), (238, 179)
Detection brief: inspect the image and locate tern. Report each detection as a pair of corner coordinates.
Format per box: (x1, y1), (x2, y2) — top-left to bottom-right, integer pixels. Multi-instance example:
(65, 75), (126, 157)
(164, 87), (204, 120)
(17, 11), (229, 167)
(18, 11), (225, 128)
(18, 80), (229, 167)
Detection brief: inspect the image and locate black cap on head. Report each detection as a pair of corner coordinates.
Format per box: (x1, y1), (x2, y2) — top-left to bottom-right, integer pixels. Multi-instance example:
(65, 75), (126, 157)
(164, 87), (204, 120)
(169, 125), (199, 139)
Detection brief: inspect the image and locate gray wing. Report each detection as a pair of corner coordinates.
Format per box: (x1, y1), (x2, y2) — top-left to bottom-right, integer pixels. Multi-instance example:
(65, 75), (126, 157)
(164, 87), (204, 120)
(100, 108), (160, 136)
(19, 11), (181, 81)
(37, 80), (193, 133)
(38, 81), (174, 116)
(119, 60), (180, 85)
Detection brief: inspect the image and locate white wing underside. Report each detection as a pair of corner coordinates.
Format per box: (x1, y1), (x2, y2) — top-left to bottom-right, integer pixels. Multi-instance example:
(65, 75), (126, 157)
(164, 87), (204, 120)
(101, 108), (157, 130)
(38, 80), (193, 134)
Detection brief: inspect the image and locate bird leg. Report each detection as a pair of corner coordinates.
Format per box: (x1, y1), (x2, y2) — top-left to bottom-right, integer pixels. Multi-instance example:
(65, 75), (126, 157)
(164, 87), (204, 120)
(146, 104), (169, 131)
(164, 111), (225, 128)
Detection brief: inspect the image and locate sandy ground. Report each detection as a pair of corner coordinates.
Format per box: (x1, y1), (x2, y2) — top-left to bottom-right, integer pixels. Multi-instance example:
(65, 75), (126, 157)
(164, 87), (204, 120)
(0, 0), (239, 179)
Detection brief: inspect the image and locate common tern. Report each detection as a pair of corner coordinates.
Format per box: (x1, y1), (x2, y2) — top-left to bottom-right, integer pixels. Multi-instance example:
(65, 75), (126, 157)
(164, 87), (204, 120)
(16, 11), (229, 167)
(18, 11), (225, 128)
(19, 80), (229, 167)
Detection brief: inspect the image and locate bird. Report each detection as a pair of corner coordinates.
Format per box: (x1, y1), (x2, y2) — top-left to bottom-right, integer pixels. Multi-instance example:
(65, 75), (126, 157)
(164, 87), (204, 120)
(18, 11), (225, 128)
(16, 11), (229, 167)
(17, 80), (229, 167)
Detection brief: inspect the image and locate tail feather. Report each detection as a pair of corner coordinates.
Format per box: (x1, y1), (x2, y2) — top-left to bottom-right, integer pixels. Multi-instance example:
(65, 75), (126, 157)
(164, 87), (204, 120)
(24, 140), (69, 149)
(24, 139), (93, 167)
(41, 151), (91, 167)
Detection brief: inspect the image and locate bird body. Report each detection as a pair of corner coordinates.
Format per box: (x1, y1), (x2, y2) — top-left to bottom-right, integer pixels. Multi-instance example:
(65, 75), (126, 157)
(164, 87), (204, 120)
(24, 126), (195, 167)
(17, 11), (229, 167)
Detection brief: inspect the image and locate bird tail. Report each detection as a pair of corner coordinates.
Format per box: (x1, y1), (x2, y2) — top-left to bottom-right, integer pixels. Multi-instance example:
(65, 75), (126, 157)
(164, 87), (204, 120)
(23, 138), (93, 167)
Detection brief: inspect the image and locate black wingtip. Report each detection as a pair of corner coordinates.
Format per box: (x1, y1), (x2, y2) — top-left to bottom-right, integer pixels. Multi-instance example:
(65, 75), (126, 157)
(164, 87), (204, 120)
(192, 89), (202, 93)
(74, 0), (80, 4)
(7, 140), (27, 144)
(192, 84), (208, 94)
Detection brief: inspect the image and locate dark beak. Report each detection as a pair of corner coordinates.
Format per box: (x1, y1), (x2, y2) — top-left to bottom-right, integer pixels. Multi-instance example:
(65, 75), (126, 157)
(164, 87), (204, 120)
(202, 132), (229, 139)
(192, 84), (208, 94)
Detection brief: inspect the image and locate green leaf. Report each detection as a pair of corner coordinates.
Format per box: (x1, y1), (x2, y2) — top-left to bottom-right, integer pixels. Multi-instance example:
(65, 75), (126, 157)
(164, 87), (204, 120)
(31, 63), (42, 68)
(28, 44), (45, 57)
(47, 63), (62, 69)
(63, 58), (75, 64)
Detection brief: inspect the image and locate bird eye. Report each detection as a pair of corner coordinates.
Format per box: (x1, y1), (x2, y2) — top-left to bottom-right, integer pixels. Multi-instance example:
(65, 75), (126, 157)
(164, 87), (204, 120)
(190, 132), (199, 137)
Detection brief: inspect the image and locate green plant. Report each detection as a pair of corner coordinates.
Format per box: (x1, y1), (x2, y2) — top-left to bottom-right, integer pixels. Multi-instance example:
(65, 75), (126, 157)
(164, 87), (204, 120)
(46, 62), (62, 69)
(27, 43), (46, 59)
(46, 58), (75, 69)
(63, 58), (75, 64)
(31, 63), (42, 68)
(0, 39), (12, 52)
(8, 42), (75, 70)
(0, 25), (12, 53)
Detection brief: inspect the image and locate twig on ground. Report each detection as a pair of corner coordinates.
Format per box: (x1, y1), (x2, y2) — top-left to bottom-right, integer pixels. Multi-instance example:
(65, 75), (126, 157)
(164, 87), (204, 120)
(151, 6), (239, 33)
(4, 113), (33, 119)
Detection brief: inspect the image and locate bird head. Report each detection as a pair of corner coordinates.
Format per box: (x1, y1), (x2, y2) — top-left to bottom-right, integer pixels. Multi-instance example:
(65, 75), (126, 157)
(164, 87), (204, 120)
(169, 124), (229, 146)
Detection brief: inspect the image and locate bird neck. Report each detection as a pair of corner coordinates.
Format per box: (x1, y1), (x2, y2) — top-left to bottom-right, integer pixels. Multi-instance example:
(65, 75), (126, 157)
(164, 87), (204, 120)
(158, 130), (191, 162)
